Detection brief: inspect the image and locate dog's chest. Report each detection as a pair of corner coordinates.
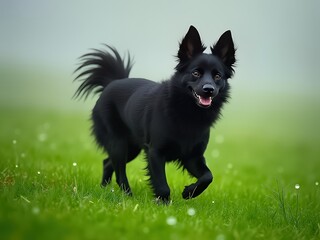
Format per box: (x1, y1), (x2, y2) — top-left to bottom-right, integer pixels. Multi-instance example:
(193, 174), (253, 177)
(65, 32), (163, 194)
(162, 129), (209, 159)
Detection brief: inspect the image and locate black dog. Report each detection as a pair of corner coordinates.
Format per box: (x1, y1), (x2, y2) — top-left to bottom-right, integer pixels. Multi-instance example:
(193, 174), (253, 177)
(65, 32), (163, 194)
(74, 26), (236, 202)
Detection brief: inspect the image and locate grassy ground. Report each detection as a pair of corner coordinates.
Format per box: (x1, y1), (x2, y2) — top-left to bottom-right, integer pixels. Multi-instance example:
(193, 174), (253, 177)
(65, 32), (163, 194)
(0, 91), (320, 239)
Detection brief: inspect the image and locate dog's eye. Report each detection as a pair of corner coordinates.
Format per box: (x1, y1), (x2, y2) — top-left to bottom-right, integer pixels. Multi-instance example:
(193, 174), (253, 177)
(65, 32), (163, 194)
(192, 70), (201, 78)
(214, 74), (222, 81)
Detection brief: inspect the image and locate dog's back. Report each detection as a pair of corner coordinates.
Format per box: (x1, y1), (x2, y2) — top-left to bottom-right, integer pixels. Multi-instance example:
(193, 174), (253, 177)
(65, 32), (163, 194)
(93, 77), (161, 146)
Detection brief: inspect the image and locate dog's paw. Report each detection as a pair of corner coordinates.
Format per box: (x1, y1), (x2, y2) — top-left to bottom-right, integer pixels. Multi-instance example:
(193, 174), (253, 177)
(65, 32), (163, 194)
(100, 180), (111, 188)
(126, 190), (133, 197)
(182, 184), (197, 199)
(154, 196), (172, 205)
(121, 187), (133, 197)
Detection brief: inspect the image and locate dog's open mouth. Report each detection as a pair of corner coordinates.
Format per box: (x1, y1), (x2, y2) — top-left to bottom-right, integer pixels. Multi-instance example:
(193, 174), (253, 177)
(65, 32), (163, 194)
(192, 90), (212, 108)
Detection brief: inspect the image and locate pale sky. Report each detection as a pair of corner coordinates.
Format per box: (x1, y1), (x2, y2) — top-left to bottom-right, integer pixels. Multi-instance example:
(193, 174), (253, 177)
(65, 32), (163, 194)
(1, 0), (319, 96)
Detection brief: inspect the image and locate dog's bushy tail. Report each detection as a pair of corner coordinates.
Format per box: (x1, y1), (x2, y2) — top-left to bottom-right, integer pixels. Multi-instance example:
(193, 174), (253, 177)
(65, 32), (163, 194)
(74, 45), (133, 99)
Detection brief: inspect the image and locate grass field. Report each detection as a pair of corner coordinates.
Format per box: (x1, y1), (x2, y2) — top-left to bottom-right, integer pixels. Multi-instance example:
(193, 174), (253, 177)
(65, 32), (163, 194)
(0, 81), (320, 239)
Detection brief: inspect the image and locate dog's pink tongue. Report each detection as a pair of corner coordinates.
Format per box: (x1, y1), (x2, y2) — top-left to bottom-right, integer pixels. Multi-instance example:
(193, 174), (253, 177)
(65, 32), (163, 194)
(199, 96), (212, 106)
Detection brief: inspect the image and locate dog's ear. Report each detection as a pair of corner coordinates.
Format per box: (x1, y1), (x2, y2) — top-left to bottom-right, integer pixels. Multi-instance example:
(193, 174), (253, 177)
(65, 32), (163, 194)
(211, 30), (236, 68)
(177, 26), (206, 62)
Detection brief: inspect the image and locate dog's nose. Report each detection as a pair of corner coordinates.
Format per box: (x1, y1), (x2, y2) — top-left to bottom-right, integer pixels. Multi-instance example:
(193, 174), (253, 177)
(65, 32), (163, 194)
(202, 84), (215, 94)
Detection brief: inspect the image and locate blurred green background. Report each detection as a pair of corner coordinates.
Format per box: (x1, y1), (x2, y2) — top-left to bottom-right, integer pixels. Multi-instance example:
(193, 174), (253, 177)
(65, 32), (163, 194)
(1, 1), (320, 239)
(1, 0), (320, 111)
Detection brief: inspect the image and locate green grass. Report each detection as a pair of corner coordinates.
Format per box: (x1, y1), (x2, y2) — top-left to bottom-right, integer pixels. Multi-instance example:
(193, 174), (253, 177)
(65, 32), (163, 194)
(1, 95), (320, 240)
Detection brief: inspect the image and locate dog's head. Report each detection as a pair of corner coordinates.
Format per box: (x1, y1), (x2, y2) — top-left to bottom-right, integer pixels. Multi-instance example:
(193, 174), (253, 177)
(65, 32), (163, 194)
(175, 26), (236, 108)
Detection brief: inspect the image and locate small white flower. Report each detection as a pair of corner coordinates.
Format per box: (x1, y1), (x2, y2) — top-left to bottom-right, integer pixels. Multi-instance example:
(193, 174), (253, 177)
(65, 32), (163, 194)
(212, 200), (215, 204)
(15, 164), (19, 168)
(295, 184), (300, 190)
(211, 149), (220, 158)
(32, 207), (40, 215)
(215, 135), (224, 144)
(315, 182), (319, 186)
(38, 133), (47, 142)
(12, 140), (17, 145)
(166, 216), (177, 226)
(73, 162), (77, 167)
(187, 208), (196, 216)
(227, 163), (233, 169)
(37, 171), (41, 175)
(216, 234), (226, 240)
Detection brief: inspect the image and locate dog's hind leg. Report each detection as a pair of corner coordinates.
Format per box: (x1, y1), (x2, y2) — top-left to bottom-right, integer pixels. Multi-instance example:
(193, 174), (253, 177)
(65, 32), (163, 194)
(92, 111), (115, 187)
(108, 138), (133, 195)
(101, 158), (114, 187)
(109, 145), (132, 195)
(181, 156), (213, 199)
(147, 148), (171, 203)
(101, 144), (140, 188)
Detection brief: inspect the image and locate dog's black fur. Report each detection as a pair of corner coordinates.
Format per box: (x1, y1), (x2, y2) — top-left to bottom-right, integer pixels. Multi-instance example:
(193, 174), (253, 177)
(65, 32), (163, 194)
(74, 26), (236, 202)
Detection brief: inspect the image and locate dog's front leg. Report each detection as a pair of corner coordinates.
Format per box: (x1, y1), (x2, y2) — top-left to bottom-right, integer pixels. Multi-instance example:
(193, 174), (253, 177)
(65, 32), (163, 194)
(147, 148), (170, 203)
(182, 156), (213, 199)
